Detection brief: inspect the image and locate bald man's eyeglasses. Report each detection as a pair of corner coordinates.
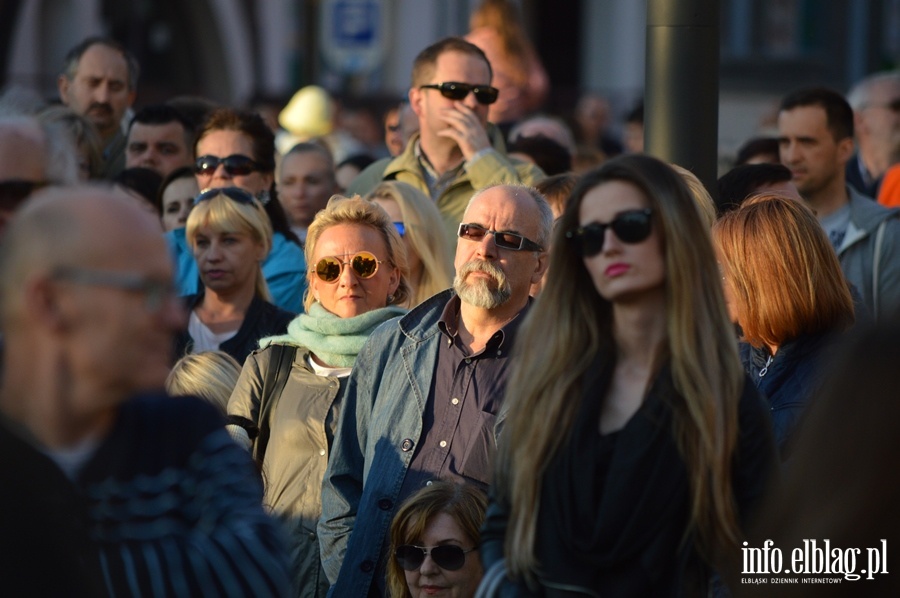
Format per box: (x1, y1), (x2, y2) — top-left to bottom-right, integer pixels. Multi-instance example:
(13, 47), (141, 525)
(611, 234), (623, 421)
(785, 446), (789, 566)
(52, 267), (177, 311)
(458, 223), (543, 251)
(419, 82), (499, 105)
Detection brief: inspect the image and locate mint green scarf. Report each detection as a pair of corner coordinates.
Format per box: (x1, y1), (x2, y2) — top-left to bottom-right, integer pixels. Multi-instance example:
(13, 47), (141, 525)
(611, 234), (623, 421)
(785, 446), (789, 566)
(258, 302), (407, 367)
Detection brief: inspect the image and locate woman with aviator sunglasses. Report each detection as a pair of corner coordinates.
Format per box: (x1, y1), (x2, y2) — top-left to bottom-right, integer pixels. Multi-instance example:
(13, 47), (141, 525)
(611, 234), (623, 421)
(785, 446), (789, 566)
(227, 196), (410, 597)
(479, 155), (777, 596)
(388, 481), (487, 598)
(166, 108), (308, 313)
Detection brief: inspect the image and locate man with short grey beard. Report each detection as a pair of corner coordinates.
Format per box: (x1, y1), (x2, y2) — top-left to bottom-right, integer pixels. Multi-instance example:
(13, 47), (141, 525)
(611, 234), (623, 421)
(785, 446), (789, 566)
(319, 184), (551, 597)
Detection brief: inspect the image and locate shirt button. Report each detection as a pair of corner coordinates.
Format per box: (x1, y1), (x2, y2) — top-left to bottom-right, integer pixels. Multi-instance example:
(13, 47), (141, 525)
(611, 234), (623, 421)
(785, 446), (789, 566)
(319, 449), (326, 456)
(451, 398), (459, 405)
(401, 438), (414, 452)
(308, 532), (317, 541)
(361, 560), (375, 573)
(377, 498), (393, 511)
(439, 440), (447, 448)
(465, 358), (472, 364)
(426, 480), (433, 486)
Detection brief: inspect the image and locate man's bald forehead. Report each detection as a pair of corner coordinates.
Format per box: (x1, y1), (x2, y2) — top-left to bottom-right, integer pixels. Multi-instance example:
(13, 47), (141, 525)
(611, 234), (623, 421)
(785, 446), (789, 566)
(17, 184), (160, 234)
(8, 185), (162, 267)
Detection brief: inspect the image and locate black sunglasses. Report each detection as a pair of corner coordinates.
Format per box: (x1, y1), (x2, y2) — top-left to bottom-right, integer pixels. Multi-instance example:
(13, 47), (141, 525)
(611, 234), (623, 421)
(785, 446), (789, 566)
(195, 154), (261, 176)
(566, 209), (653, 257)
(394, 544), (476, 572)
(420, 82), (499, 105)
(458, 223), (543, 252)
(0, 180), (46, 210)
(194, 186), (258, 206)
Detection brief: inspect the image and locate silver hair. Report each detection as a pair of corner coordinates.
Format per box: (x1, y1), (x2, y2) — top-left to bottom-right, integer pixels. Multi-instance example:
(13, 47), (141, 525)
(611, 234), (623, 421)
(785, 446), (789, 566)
(847, 71), (900, 111)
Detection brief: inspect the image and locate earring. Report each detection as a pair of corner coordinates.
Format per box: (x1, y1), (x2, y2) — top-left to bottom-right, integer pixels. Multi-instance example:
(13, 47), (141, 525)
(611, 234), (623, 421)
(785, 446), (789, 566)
(256, 189), (271, 205)
(314, 291), (320, 302)
(387, 294), (394, 304)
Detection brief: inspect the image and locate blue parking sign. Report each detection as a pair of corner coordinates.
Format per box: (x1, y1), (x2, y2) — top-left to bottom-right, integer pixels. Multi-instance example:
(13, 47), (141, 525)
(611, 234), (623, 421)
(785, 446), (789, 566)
(333, 1), (377, 47)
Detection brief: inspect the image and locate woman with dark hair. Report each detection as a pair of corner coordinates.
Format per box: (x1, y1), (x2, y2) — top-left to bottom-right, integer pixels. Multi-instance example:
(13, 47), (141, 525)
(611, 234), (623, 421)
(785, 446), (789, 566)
(388, 482), (487, 598)
(479, 155), (777, 596)
(157, 166), (198, 231)
(167, 108), (308, 313)
(175, 187), (294, 365)
(713, 194), (855, 459)
(227, 196), (410, 597)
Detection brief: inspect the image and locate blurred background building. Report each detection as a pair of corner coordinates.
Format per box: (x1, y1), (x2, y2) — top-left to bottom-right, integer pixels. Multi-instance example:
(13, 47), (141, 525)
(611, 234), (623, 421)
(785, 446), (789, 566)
(1, 0), (898, 159)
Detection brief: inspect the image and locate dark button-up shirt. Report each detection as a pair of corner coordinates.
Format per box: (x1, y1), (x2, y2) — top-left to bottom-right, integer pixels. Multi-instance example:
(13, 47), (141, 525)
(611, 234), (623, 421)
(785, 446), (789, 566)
(399, 295), (530, 500)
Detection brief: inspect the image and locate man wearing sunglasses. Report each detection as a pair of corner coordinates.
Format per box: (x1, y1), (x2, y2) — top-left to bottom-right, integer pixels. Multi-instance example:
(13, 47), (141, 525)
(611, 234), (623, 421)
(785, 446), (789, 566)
(0, 186), (290, 595)
(320, 184), (551, 597)
(347, 37), (544, 251)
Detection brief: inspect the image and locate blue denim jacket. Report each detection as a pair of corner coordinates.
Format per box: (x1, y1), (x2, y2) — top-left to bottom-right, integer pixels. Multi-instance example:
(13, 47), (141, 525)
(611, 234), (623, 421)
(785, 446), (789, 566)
(318, 290), (453, 596)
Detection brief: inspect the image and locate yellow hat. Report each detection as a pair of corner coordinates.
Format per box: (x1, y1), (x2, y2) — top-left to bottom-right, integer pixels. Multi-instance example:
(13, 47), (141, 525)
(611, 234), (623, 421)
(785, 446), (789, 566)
(278, 85), (333, 138)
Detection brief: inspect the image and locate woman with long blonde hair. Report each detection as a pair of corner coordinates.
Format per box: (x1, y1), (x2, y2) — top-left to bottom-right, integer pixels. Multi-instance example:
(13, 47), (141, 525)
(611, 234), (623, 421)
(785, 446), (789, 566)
(480, 155), (777, 595)
(366, 181), (454, 306)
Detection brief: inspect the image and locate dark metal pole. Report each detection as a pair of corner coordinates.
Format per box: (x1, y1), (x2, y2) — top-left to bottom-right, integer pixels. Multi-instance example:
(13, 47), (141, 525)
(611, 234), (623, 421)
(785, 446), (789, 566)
(645, 0), (720, 197)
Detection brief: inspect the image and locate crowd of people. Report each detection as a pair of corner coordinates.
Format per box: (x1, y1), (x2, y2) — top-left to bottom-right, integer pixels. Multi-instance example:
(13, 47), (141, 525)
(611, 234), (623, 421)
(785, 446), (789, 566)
(1, 0), (900, 595)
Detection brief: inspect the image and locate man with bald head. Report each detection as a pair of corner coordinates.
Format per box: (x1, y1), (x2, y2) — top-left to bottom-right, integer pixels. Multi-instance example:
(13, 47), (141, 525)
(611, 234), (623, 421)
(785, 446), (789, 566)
(319, 184), (551, 596)
(0, 187), (290, 595)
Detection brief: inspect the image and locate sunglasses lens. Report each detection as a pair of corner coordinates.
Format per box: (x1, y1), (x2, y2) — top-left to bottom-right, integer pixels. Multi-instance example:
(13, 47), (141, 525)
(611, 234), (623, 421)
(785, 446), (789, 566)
(315, 256), (342, 282)
(574, 225), (606, 257)
(223, 156), (257, 176)
(195, 156), (218, 175)
(440, 83), (470, 101)
(611, 211), (653, 243)
(493, 232), (523, 250)
(473, 88), (499, 105)
(430, 545), (467, 571)
(395, 546), (424, 571)
(459, 224), (486, 242)
(351, 252), (379, 279)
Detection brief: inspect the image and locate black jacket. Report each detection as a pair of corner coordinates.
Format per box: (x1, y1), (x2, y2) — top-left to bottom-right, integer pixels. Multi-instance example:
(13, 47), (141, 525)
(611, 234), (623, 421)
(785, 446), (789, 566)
(175, 293), (295, 364)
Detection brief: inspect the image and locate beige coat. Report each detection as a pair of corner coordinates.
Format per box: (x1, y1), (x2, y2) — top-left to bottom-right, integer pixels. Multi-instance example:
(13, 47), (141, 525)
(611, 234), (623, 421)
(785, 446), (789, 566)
(228, 346), (345, 598)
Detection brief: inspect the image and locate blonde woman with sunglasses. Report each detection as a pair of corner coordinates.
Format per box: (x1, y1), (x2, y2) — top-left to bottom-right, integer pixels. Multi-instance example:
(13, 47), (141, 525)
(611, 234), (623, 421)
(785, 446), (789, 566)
(176, 187), (294, 365)
(227, 195), (410, 597)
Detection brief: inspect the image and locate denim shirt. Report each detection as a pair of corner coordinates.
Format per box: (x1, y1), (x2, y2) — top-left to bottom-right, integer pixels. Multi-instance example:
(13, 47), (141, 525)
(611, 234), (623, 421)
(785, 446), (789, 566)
(318, 290), (457, 596)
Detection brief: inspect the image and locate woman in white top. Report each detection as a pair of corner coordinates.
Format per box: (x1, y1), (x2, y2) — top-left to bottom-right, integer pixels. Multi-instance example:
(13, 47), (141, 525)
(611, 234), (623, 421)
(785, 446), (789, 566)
(175, 187), (294, 364)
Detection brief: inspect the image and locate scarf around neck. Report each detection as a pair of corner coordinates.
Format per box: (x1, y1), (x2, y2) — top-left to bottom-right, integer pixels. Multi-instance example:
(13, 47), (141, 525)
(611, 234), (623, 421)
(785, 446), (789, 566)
(258, 302), (407, 367)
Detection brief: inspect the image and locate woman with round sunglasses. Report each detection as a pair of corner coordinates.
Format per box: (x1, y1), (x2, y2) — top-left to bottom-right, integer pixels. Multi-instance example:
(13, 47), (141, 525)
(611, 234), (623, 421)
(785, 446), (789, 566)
(366, 181), (454, 307)
(176, 187), (294, 365)
(227, 196), (410, 597)
(166, 108), (308, 313)
(388, 481), (486, 598)
(713, 194), (854, 460)
(479, 155), (777, 596)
